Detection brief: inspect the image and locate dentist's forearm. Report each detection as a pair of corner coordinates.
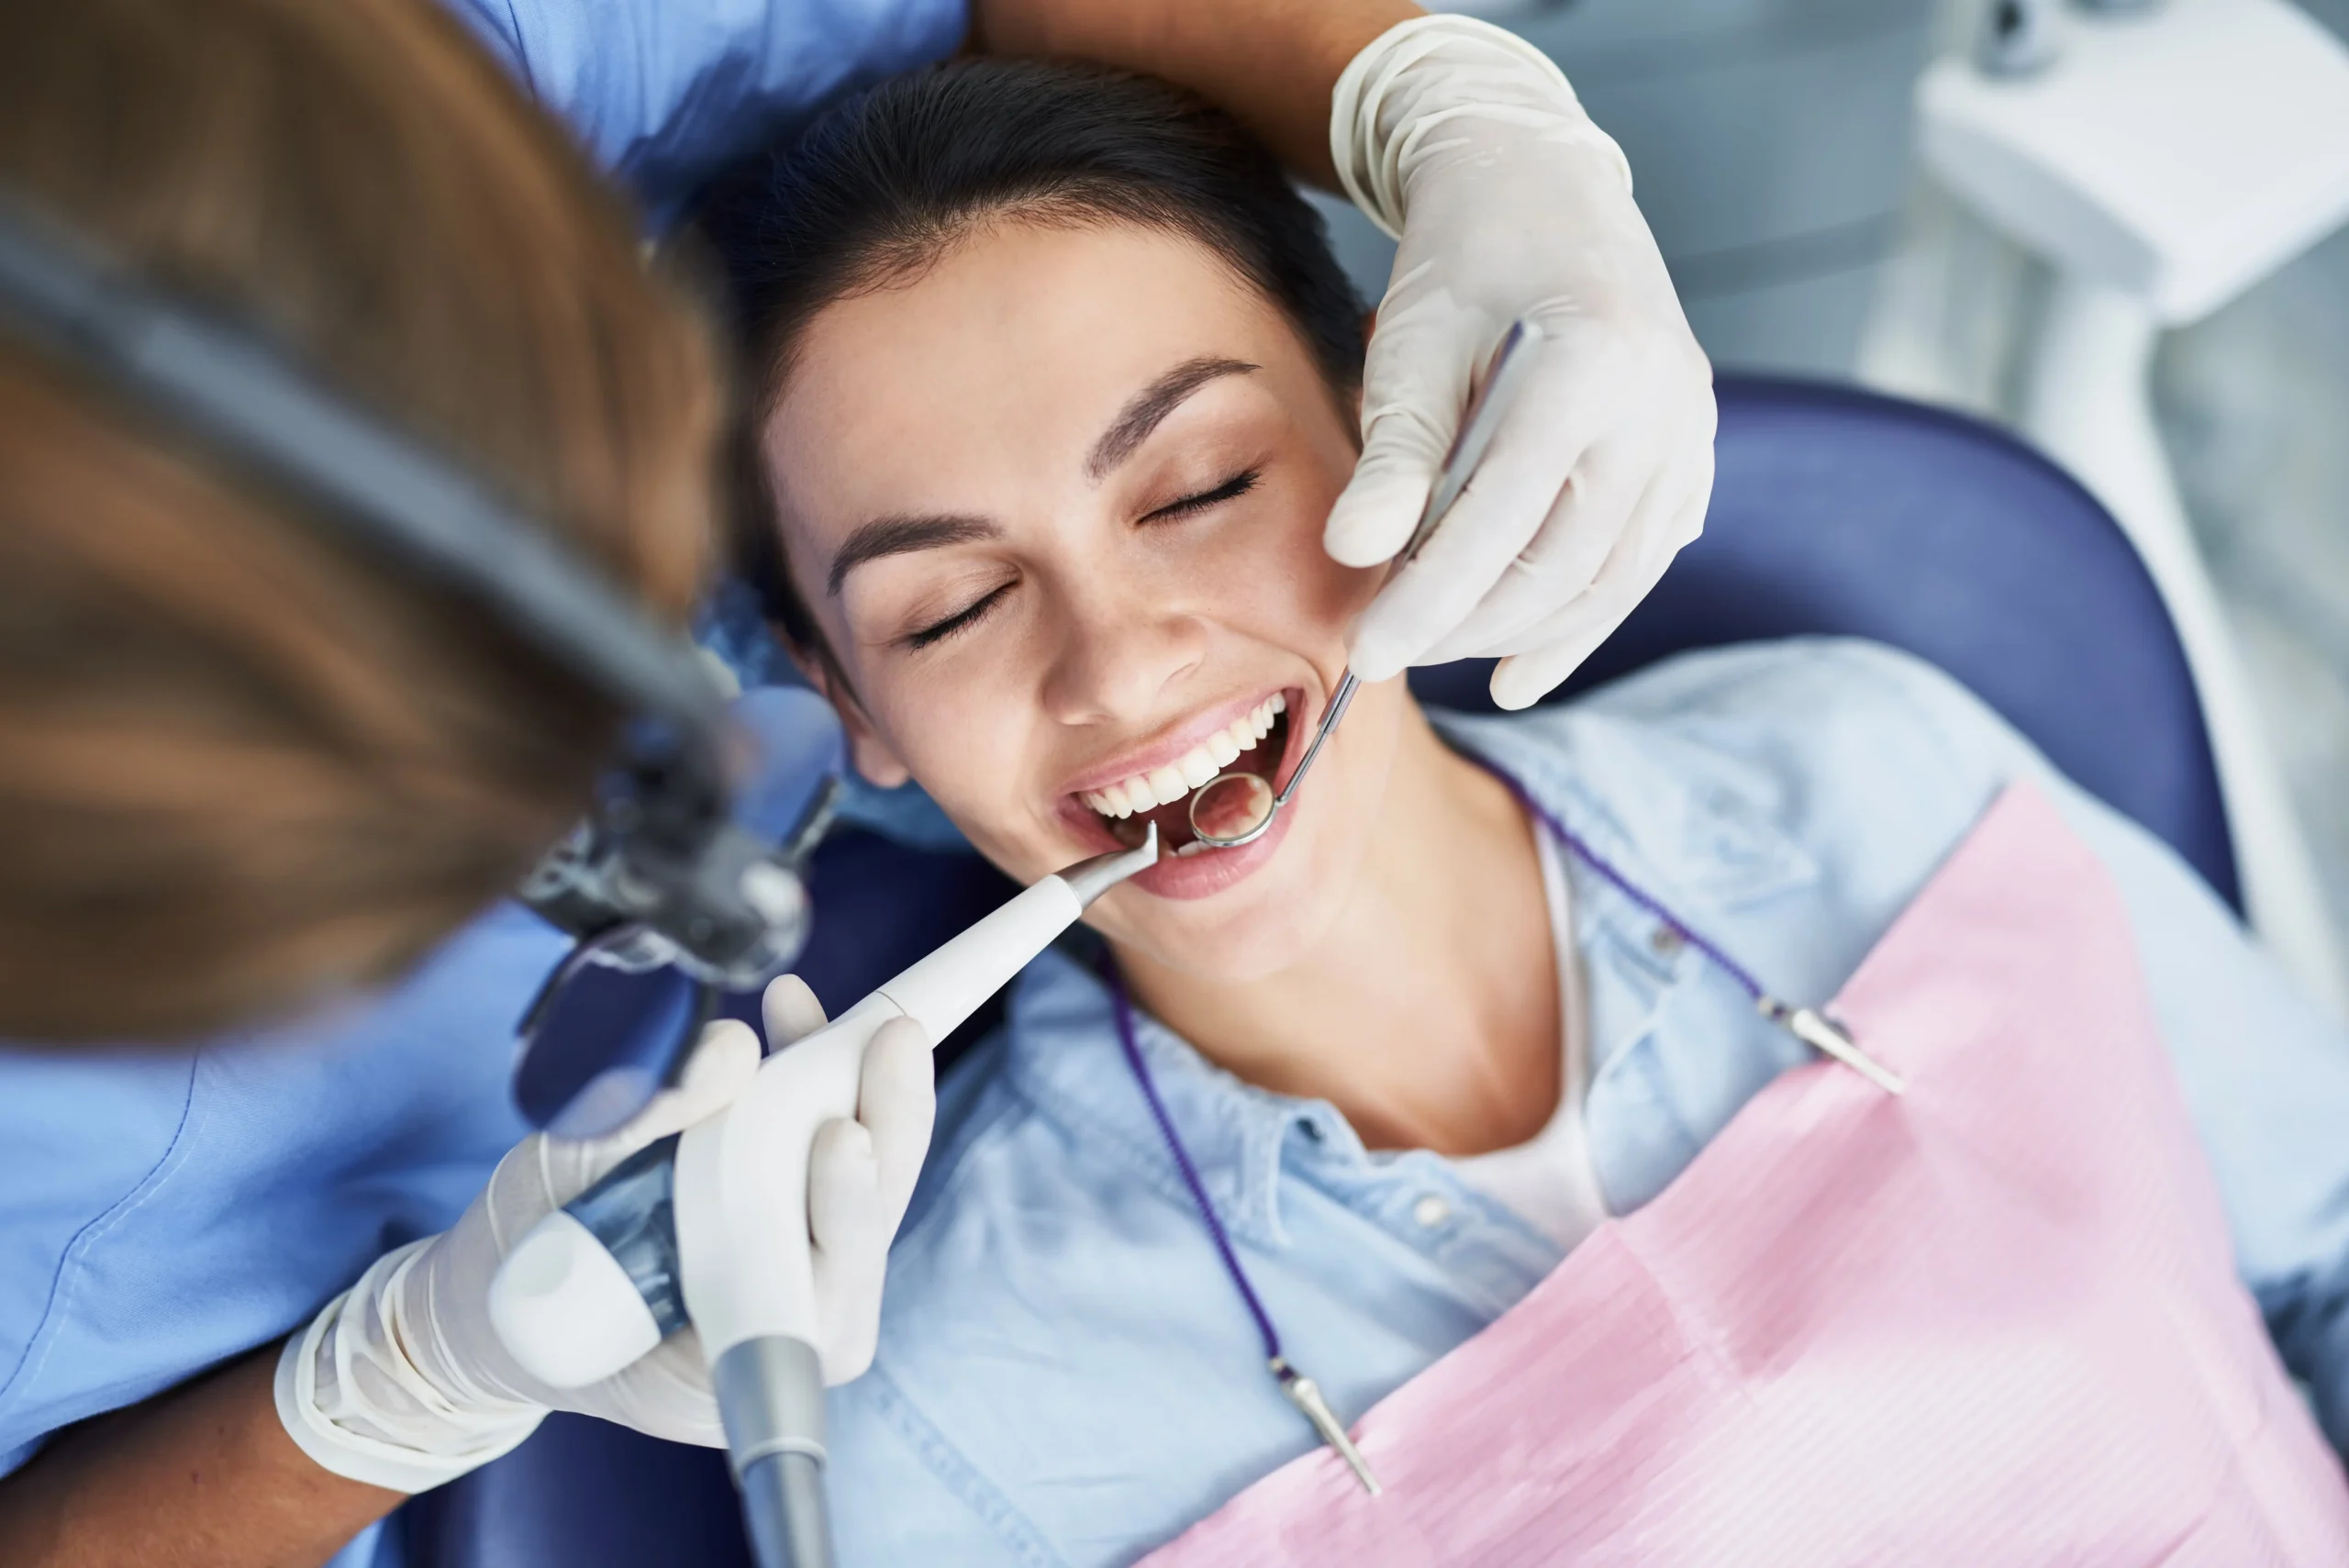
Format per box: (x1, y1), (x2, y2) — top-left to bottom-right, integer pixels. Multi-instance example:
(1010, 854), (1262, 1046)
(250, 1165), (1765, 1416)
(0, 1346), (399, 1568)
(969, 0), (1422, 185)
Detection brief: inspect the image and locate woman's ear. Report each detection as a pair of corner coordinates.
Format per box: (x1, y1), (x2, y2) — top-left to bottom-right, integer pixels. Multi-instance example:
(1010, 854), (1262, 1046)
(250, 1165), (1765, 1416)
(782, 634), (914, 789)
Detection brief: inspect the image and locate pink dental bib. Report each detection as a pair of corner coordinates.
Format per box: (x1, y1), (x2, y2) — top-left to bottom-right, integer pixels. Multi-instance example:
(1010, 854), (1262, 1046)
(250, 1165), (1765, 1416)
(1141, 784), (2349, 1566)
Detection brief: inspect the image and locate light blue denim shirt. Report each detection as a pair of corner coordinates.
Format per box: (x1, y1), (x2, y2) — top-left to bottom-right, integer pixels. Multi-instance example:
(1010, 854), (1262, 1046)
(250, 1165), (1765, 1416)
(824, 639), (2349, 1568)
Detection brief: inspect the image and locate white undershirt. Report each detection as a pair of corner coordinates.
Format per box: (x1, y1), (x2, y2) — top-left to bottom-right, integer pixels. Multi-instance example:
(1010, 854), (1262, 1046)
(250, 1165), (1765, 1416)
(1443, 830), (1611, 1251)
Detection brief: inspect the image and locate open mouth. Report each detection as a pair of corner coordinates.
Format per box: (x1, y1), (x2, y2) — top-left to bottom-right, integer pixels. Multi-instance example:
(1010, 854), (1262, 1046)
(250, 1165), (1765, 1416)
(1078, 695), (1293, 855)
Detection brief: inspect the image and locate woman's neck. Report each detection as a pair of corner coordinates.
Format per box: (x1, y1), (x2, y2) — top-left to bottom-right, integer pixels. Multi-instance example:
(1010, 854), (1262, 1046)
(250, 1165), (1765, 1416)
(1115, 705), (1561, 1155)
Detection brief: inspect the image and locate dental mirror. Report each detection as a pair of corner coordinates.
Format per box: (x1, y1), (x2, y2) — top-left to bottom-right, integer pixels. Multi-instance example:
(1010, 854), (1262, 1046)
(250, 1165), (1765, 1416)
(1178, 317), (1543, 856)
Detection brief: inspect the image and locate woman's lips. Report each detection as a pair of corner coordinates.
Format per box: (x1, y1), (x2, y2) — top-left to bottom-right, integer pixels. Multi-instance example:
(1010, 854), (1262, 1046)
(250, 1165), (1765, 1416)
(1061, 689), (1286, 806)
(1124, 794), (1299, 899)
(1052, 684), (1318, 902)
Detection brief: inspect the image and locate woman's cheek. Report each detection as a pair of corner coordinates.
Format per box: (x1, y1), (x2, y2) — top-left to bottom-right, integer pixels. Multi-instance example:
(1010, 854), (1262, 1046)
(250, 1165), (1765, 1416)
(1256, 485), (1378, 627)
(885, 709), (1045, 867)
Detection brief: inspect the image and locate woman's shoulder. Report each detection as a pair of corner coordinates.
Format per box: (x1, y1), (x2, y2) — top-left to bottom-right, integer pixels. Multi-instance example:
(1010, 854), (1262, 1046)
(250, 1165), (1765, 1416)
(1442, 638), (2046, 892)
(1456, 637), (2037, 787)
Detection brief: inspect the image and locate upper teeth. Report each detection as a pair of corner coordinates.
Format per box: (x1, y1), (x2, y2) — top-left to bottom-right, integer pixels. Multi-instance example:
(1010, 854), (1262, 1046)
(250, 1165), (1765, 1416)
(1081, 695), (1285, 818)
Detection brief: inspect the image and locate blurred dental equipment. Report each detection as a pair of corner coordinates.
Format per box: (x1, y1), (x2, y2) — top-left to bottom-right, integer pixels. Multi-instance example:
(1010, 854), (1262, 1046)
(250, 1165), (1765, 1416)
(0, 190), (837, 1125)
(485, 825), (1162, 1568)
(1975, 0), (2061, 77)
(1182, 319), (1543, 852)
(1916, 0), (2349, 1014)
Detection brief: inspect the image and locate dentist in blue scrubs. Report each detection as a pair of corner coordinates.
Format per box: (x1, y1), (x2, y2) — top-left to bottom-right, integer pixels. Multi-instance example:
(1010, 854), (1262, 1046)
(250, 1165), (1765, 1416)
(0, 0), (1715, 1563)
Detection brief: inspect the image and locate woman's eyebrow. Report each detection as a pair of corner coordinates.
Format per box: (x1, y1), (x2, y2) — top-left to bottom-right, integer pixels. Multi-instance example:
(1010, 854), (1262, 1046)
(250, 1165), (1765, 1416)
(827, 514), (999, 595)
(1085, 356), (1260, 481)
(824, 358), (1256, 594)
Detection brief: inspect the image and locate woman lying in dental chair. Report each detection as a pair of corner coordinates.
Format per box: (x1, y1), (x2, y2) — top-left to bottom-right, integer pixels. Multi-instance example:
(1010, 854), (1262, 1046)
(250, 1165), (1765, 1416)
(707, 61), (2349, 1566)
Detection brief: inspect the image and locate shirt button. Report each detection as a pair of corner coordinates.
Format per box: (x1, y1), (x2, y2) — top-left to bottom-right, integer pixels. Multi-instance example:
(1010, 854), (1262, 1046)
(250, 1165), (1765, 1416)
(1651, 925), (1686, 958)
(1412, 1194), (1451, 1229)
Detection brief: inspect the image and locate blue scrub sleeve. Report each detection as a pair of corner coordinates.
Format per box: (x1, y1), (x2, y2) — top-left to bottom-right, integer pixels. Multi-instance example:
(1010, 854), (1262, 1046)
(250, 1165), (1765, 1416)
(0, 906), (561, 1483)
(444, 0), (969, 225)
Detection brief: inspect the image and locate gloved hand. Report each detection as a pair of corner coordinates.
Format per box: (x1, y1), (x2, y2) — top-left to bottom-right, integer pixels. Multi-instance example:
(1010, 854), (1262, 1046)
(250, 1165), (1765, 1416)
(1329, 16), (1718, 710)
(274, 975), (935, 1492)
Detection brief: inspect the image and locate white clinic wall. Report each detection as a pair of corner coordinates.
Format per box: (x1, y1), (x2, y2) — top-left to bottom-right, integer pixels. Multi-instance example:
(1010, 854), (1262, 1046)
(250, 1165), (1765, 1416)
(2154, 219), (2349, 969)
(1859, 0), (2349, 977)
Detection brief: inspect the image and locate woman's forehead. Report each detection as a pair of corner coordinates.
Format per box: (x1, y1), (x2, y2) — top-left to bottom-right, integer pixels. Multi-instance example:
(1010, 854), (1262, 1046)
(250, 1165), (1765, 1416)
(765, 223), (1304, 495)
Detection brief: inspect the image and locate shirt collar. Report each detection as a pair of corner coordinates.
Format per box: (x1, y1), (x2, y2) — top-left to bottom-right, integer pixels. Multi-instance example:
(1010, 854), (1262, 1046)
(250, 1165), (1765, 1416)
(1431, 707), (1817, 912)
(1004, 945), (1301, 1250)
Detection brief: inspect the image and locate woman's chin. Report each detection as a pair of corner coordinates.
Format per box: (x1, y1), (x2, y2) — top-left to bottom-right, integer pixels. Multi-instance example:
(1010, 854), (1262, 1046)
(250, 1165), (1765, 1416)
(1092, 806), (1357, 983)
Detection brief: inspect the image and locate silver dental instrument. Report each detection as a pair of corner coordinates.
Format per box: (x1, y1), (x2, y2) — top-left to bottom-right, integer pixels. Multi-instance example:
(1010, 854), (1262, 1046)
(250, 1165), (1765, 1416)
(1179, 318), (1545, 855)
(487, 825), (1162, 1568)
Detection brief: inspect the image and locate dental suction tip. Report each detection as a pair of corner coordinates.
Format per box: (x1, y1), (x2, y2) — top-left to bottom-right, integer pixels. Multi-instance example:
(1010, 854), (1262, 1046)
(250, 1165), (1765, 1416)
(1063, 821), (1158, 906)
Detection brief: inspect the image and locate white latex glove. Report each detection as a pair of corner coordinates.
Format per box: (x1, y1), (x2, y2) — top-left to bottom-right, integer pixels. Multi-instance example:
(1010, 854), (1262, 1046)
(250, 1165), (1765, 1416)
(275, 975), (935, 1492)
(1329, 16), (1718, 710)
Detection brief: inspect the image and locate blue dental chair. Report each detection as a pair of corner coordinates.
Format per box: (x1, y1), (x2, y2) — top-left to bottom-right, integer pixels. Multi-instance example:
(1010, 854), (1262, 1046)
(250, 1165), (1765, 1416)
(400, 376), (2233, 1568)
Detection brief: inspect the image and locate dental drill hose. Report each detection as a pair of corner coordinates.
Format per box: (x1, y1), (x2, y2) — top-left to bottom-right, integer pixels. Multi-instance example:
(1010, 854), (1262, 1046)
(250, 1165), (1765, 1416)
(715, 1337), (832, 1568)
(487, 826), (1161, 1568)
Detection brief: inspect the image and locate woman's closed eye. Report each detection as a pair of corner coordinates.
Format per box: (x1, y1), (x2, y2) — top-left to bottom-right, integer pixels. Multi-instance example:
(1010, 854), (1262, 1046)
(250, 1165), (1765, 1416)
(1142, 466), (1260, 523)
(900, 469), (1264, 649)
(905, 579), (1015, 650)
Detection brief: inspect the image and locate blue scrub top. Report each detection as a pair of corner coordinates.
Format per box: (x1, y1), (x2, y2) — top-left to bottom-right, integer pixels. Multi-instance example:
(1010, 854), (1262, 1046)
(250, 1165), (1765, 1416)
(0, 907), (562, 1478)
(0, 0), (964, 1543)
(446, 0), (968, 229)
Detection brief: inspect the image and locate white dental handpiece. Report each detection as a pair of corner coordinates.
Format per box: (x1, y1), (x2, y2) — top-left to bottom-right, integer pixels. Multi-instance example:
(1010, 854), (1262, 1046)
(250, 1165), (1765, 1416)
(486, 822), (1161, 1389)
(490, 826), (1157, 1568)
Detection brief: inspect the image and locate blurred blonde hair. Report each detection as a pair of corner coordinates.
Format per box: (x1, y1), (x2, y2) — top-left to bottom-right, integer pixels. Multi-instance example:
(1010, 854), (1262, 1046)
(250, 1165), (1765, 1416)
(0, 0), (721, 1040)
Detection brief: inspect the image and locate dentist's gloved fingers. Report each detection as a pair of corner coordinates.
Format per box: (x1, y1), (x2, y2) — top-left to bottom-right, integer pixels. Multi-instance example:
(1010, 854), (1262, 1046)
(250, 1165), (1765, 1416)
(858, 1018), (936, 1223)
(1403, 421), (1660, 670)
(763, 971), (829, 1048)
(1487, 474), (1713, 709)
(804, 1020), (932, 1385)
(286, 1019), (772, 1487)
(1329, 15), (1714, 691)
(807, 1117), (887, 1383)
(493, 1018), (766, 1221)
(808, 1119), (883, 1250)
(1340, 331), (1617, 683)
(1500, 435), (1707, 671)
(618, 1019), (763, 1145)
(588, 1330), (726, 1449)
(1321, 304), (1475, 573)
(1417, 407), (1709, 681)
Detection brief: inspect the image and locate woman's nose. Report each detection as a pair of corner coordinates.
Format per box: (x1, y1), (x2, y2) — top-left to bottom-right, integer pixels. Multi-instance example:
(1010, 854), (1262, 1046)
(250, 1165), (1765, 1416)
(1038, 583), (1208, 727)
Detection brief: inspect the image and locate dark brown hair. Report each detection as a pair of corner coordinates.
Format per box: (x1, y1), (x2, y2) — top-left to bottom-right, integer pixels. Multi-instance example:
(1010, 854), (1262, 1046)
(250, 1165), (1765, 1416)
(0, 0), (721, 1040)
(696, 60), (1365, 669)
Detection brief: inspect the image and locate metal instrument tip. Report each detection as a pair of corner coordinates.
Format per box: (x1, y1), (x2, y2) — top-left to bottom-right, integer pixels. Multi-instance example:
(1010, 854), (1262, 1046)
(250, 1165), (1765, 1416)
(1061, 821), (1159, 906)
